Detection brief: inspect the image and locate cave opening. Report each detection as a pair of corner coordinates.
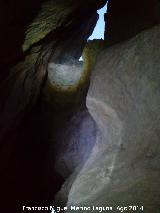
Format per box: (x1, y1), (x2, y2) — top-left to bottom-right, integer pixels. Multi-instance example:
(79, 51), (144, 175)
(89, 1), (108, 40)
(79, 1), (108, 61)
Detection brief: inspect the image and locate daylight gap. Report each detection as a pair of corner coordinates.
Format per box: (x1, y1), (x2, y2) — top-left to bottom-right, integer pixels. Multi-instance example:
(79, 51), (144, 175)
(79, 1), (108, 61)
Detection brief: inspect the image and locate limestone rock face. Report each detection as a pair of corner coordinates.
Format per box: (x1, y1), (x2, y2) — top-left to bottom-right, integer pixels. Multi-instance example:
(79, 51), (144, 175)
(0, 0), (106, 141)
(0, 1), (107, 212)
(63, 25), (160, 212)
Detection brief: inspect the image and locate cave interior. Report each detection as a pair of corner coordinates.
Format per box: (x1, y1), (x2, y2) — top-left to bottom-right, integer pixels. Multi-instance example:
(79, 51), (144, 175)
(0, 0), (160, 212)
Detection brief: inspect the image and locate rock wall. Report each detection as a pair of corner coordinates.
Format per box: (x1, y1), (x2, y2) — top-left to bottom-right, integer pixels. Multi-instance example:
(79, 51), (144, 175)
(56, 25), (160, 212)
(0, 0), (160, 212)
(0, 0), (108, 141)
(105, 0), (160, 46)
(0, 1), (108, 212)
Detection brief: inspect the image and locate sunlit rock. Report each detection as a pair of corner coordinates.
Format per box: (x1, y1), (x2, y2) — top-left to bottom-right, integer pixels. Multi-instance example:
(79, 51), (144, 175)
(48, 62), (83, 89)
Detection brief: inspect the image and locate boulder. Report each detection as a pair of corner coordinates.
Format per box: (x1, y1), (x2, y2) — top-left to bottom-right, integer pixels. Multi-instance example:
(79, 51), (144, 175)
(56, 25), (160, 212)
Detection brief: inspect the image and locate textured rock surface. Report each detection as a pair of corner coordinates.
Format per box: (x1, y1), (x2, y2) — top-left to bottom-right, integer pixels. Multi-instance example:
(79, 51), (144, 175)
(53, 110), (97, 179)
(56, 25), (160, 212)
(1, 1), (160, 212)
(0, 0), (106, 141)
(0, 0), (43, 82)
(0, 1), (107, 212)
(22, 0), (73, 51)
